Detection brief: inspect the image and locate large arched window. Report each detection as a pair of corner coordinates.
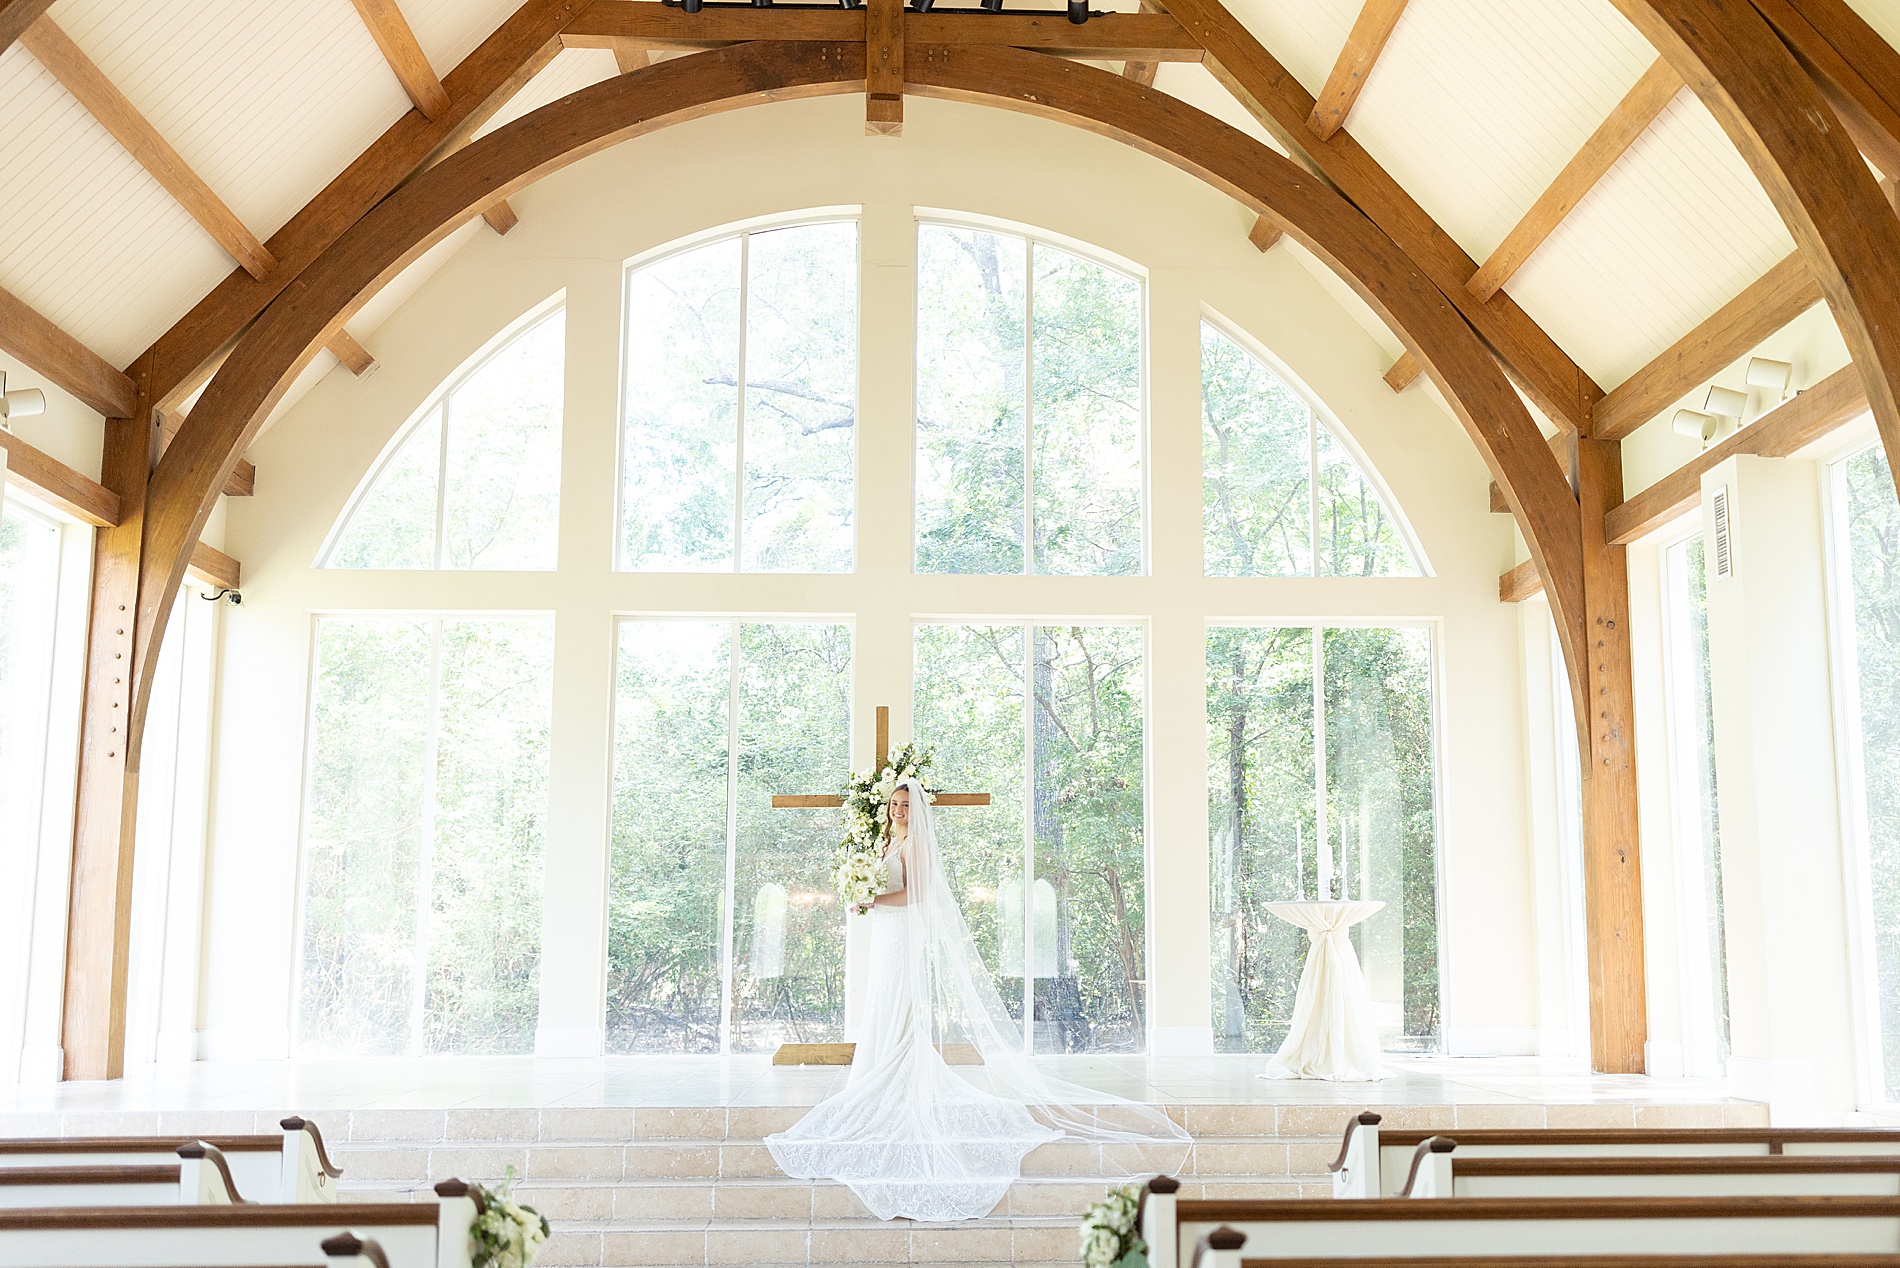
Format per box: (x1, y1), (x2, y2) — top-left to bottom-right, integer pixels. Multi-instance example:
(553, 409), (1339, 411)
(1201, 321), (1420, 577)
(619, 219), (859, 573)
(321, 307), (566, 570)
(915, 222), (1144, 576)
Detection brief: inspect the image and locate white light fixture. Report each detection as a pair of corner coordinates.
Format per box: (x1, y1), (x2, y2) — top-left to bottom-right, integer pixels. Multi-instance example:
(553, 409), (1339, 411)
(0, 372), (46, 428)
(1745, 356), (1795, 400)
(1703, 384), (1748, 419)
(1673, 408), (1731, 447)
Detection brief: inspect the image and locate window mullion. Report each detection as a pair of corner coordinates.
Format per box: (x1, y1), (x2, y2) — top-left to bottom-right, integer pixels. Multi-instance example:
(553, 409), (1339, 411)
(433, 404), (451, 570)
(734, 234), (751, 573)
(410, 617), (446, 1055)
(1021, 623), (1036, 1052)
(718, 622), (742, 1054)
(1312, 625), (1328, 899)
(1023, 238), (1035, 577)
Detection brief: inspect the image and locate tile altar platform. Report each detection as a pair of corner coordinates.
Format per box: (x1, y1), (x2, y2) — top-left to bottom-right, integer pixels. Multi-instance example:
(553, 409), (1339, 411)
(0, 1052), (1757, 1116)
(0, 1056), (1767, 1268)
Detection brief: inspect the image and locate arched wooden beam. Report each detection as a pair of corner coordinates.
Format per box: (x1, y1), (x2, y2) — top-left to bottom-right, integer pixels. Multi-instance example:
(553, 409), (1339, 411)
(134, 37), (1585, 762)
(1612, 0), (1900, 478)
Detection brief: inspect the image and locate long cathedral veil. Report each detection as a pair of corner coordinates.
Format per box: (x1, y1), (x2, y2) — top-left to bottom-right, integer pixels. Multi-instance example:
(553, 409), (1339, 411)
(766, 778), (1190, 1220)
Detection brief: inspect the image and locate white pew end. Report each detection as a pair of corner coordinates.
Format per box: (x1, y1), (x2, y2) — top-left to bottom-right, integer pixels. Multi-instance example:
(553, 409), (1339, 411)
(1329, 1112), (1383, 1199)
(1173, 1194), (1900, 1257)
(0, 1117), (342, 1203)
(279, 1117), (344, 1202)
(324, 1233), (392, 1268)
(1399, 1137), (1455, 1198)
(1191, 1226), (1244, 1268)
(1142, 1175), (1181, 1268)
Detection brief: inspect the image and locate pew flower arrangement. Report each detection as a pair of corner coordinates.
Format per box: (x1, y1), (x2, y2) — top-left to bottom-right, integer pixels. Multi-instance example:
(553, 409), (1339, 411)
(833, 742), (935, 915)
(470, 1167), (550, 1268)
(1079, 1182), (1147, 1268)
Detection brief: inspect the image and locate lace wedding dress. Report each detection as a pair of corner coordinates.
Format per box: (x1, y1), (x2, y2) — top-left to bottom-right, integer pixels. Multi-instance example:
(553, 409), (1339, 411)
(765, 778), (1190, 1221)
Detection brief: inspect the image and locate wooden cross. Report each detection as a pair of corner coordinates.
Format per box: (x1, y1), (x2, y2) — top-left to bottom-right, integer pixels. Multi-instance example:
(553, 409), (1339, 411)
(768, 705), (988, 1067)
(770, 706), (991, 810)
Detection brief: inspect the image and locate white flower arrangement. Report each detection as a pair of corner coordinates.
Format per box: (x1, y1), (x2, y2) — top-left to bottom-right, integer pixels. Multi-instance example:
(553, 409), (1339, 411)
(833, 741), (934, 915)
(468, 1167), (550, 1268)
(1078, 1183), (1147, 1268)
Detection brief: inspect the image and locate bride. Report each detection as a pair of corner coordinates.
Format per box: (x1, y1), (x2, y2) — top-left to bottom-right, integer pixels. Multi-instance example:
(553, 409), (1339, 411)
(766, 777), (1190, 1221)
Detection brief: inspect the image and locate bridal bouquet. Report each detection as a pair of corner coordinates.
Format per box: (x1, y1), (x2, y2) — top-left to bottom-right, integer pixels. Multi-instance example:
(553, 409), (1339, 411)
(468, 1167), (549, 1268)
(833, 741), (934, 915)
(1079, 1183), (1147, 1268)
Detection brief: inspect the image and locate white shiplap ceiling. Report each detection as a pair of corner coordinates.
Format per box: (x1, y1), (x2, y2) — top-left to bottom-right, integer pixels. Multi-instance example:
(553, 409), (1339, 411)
(0, 0), (1891, 429)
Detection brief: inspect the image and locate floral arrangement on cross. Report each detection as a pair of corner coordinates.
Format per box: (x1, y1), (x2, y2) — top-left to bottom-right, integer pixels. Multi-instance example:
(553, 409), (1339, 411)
(832, 740), (935, 915)
(1079, 1183), (1148, 1268)
(467, 1167), (549, 1268)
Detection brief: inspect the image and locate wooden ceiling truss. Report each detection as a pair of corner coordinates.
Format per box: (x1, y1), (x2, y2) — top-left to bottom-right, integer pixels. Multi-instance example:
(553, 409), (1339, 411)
(1307, 0), (1408, 142)
(23, 0), (1900, 1084)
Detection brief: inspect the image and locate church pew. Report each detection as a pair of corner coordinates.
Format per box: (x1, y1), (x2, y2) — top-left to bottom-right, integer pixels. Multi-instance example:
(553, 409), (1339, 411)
(0, 1141), (247, 1206)
(1326, 1113), (1900, 1197)
(1231, 1259), (1900, 1268)
(323, 1233), (393, 1268)
(0, 1117), (341, 1202)
(0, 1180), (479, 1268)
(1139, 1183), (1900, 1268)
(1397, 1134), (1900, 1198)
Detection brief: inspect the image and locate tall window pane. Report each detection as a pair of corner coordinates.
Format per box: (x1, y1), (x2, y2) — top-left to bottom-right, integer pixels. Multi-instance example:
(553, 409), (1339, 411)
(1201, 321), (1418, 578)
(298, 616), (552, 1055)
(1207, 625), (1441, 1054)
(325, 311), (564, 570)
(1663, 534), (1731, 1075)
(1324, 626), (1439, 1046)
(914, 625), (1029, 1014)
(0, 502), (63, 1083)
(620, 221), (859, 574)
(1839, 445), (1900, 1094)
(608, 619), (850, 1053)
(914, 622), (1147, 1053)
(1201, 326), (1310, 577)
(915, 228), (1025, 574)
(916, 225), (1143, 576)
(1206, 626), (1314, 1053)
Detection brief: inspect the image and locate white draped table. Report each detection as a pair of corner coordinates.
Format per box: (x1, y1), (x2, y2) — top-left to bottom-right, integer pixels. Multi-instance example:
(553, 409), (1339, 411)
(1260, 900), (1389, 1082)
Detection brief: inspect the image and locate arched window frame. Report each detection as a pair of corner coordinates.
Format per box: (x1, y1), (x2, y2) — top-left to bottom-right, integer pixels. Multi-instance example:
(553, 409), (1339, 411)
(315, 293), (567, 570)
(1200, 308), (1431, 578)
(913, 207), (1150, 577)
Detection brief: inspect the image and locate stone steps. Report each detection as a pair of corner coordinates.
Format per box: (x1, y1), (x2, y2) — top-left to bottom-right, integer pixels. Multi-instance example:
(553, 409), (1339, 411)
(14, 1100), (1763, 1268)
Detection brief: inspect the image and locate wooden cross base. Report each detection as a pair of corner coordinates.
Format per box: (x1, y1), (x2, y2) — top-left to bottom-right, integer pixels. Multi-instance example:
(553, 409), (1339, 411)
(772, 1042), (983, 1066)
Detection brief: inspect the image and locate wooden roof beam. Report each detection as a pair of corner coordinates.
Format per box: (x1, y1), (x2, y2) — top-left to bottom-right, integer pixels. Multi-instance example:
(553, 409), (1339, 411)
(559, 4), (1204, 61)
(187, 541), (241, 591)
(1248, 215), (1282, 252)
(1593, 251), (1821, 441)
(1307, 0), (1408, 142)
(0, 283), (137, 419)
(1612, 0), (1900, 550)
(20, 17), (276, 281)
(480, 199), (520, 235)
(350, 0), (451, 121)
(1749, 0), (1900, 182)
(1499, 558), (1543, 602)
(0, 0), (53, 56)
(1605, 363), (1866, 545)
(327, 330), (377, 376)
(1467, 59), (1682, 302)
(1157, 0), (1603, 433)
(865, 0), (902, 137)
(1384, 350), (1420, 391)
(132, 0), (580, 415)
(0, 426), (120, 526)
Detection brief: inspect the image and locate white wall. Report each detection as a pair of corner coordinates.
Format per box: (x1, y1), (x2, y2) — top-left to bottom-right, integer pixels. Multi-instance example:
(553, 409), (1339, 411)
(198, 93), (1532, 1059)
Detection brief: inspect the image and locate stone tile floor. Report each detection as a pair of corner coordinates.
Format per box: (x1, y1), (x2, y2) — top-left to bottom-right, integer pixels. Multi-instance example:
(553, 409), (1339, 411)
(0, 1052), (1753, 1114)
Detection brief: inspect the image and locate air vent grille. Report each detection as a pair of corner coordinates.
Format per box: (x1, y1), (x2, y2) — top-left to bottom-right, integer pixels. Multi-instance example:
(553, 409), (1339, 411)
(1712, 484), (1733, 579)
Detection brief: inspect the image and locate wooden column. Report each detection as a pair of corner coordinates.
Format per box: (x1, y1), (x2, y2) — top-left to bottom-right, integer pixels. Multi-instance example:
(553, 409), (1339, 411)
(61, 356), (152, 1081)
(1576, 436), (1647, 1074)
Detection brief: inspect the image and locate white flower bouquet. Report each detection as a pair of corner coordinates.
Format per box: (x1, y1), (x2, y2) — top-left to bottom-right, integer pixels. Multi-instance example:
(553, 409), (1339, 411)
(468, 1167), (550, 1268)
(1078, 1183), (1147, 1268)
(833, 741), (934, 915)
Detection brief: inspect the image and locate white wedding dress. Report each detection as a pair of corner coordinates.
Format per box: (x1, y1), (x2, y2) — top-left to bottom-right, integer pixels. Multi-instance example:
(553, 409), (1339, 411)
(765, 779), (1190, 1221)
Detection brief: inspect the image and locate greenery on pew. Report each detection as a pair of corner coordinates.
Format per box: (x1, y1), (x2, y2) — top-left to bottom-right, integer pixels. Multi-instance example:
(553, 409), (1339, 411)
(1079, 1183), (1147, 1268)
(470, 1168), (550, 1268)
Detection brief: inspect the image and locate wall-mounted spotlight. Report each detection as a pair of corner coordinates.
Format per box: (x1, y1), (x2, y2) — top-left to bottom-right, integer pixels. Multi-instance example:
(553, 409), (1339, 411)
(1067, 0), (1089, 21)
(201, 588), (242, 606)
(1673, 408), (1733, 448)
(1703, 384), (1748, 422)
(0, 372), (46, 429)
(1746, 356), (1795, 400)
